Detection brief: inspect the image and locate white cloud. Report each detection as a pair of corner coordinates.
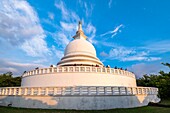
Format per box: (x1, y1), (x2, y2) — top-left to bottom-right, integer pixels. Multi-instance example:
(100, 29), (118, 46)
(0, 0), (50, 57)
(109, 47), (136, 58)
(128, 63), (168, 78)
(100, 24), (124, 38)
(100, 51), (109, 57)
(122, 56), (161, 62)
(20, 35), (50, 57)
(54, 0), (68, 18)
(0, 59), (46, 76)
(100, 45), (161, 62)
(51, 45), (64, 59)
(54, 0), (97, 47)
(84, 2), (93, 17)
(60, 22), (77, 32)
(85, 23), (96, 43)
(54, 32), (70, 48)
(143, 40), (170, 53)
(48, 12), (55, 20)
(78, 0), (94, 17)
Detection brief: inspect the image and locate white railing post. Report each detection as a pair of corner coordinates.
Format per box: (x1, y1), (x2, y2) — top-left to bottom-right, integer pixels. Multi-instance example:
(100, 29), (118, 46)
(71, 87), (74, 95)
(13, 88), (16, 95)
(8, 88), (12, 95)
(62, 87), (65, 95)
(1, 88), (4, 95)
(79, 87), (82, 95)
(104, 87), (107, 95)
(45, 88), (49, 95)
(37, 88), (41, 95)
(30, 88), (34, 95)
(88, 87), (91, 95)
(24, 88), (27, 95)
(96, 87), (99, 95)
(111, 87), (115, 95)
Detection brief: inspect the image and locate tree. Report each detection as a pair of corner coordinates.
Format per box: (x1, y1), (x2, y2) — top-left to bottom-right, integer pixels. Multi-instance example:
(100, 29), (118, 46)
(136, 63), (170, 99)
(0, 72), (21, 87)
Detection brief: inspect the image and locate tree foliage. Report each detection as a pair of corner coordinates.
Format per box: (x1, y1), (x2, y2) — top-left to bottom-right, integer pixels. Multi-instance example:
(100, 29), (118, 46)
(0, 72), (21, 87)
(137, 63), (170, 99)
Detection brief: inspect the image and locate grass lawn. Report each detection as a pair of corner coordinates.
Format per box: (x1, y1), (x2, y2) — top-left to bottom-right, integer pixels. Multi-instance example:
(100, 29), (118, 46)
(0, 99), (170, 113)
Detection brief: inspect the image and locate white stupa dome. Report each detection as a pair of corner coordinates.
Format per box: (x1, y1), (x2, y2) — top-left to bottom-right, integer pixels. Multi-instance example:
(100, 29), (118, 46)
(57, 21), (103, 66)
(64, 38), (96, 56)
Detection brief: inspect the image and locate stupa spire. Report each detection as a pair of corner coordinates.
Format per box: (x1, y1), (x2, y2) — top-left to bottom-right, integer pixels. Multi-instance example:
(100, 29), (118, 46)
(78, 21), (83, 31)
(73, 21), (87, 39)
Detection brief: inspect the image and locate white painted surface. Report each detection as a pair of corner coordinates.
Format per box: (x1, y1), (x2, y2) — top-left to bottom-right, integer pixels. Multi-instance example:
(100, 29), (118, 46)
(21, 72), (137, 87)
(0, 94), (160, 110)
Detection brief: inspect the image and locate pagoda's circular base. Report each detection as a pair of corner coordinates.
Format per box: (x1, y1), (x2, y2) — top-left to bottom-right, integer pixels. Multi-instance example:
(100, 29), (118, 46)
(21, 72), (136, 87)
(0, 94), (160, 110)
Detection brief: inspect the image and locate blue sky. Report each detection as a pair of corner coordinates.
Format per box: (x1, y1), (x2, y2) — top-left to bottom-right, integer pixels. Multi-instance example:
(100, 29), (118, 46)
(0, 0), (170, 77)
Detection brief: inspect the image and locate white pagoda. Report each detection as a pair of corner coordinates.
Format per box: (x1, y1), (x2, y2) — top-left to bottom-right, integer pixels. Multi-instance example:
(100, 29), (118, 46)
(0, 22), (160, 110)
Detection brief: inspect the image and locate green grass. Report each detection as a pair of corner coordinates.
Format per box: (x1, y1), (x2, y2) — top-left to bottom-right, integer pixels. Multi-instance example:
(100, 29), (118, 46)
(0, 99), (170, 113)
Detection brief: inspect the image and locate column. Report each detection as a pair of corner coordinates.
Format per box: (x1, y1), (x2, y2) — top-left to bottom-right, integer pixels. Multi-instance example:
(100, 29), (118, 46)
(8, 88), (12, 95)
(45, 87), (49, 95)
(71, 87), (74, 95)
(104, 87), (107, 95)
(38, 88), (41, 95)
(79, 87), (82, 95)
(96, 87), (99, 95)
(62, 87), (65, 95)
(111, 87), (115, 95)
(30, 88), (33, 95)
(13, 88), (16, 95)
(88, 87), (91, 95)
(24, 88), (28, 95)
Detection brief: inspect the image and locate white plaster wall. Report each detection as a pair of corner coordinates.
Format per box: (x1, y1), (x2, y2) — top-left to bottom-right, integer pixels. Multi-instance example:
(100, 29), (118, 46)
(21, 73), (136, 87)
(0, 94), (160, 110)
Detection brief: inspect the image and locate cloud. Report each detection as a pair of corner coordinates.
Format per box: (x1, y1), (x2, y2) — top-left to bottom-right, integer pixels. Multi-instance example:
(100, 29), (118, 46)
(60, 22), (77, 32)
(143, 40), (170, 53)
(100, 51), (109, 57)
(100, 45), (161, 62)
(54, 0), (97, 47)
(20, 35), (51, 57)
(0, 59), (46, 76)
(48, 12), (55, 20)
(100, 24), (124, 38)
(108, 0), (112, 8)
(0, 0), (50, 57)
(128, 63), (168, 78)
(122, 56), (161, 62)
(85, 23), (96, 43)
(53, 32), (70, 48)
(51, 45), (64, 59)
(78, 0), (94, 17)
(84, 2), (93, 17)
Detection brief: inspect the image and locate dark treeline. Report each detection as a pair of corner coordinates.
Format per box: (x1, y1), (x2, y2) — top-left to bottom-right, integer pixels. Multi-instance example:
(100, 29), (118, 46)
(0, 72), (21, 87)
(137, 63), (170, 99)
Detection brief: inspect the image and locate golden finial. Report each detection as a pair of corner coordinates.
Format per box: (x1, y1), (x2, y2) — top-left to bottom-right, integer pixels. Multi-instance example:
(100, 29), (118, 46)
(78, 21), (82, 31)
(73, 21), (87, 39)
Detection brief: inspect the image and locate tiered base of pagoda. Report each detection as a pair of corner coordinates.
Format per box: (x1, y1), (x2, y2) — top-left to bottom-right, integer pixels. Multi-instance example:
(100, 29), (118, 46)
(0, 86), (160, 110)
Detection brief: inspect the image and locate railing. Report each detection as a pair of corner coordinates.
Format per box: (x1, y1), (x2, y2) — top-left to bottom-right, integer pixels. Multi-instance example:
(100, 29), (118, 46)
(22, 66), (135, 78)
(0, 86), (158, 96)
